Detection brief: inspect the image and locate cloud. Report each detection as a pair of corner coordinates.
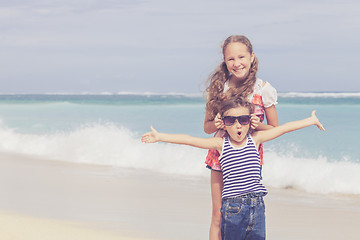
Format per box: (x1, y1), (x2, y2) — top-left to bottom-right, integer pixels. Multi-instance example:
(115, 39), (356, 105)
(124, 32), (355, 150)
(0, 0), (359, 93)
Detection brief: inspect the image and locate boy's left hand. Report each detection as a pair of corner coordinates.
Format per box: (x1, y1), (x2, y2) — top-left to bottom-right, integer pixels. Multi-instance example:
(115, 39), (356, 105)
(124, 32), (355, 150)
(250, 114), (260, 130)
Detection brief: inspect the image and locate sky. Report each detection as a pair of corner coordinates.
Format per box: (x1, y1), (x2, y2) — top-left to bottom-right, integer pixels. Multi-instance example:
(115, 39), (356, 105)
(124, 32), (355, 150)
(0, 0), (359, 94)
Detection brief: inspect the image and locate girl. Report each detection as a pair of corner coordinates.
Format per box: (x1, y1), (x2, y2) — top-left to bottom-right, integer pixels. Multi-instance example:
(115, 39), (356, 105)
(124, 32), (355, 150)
(204, 35), (278, 239)
(141, 97), (325, 240)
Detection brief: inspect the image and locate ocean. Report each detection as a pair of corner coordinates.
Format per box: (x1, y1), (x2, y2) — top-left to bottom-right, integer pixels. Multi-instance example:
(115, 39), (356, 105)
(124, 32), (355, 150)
(0, 92), (359, 195)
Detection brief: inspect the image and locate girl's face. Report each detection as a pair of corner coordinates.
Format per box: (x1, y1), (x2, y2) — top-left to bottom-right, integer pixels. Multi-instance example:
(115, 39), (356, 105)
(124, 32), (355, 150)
(224, 42), (255, 82)
(222, 106), (251, 146)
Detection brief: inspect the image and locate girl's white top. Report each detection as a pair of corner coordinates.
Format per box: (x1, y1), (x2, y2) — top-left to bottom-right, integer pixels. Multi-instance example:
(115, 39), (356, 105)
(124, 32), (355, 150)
(224, 78), (278, 108)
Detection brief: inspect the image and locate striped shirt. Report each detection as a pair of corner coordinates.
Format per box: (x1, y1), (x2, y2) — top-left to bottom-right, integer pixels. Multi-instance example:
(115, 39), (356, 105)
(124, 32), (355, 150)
(219, 135), (268, 199)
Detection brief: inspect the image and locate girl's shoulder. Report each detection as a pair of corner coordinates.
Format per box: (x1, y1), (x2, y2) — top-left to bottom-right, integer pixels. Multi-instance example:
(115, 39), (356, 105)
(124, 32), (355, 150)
(224, 80), (229, 92)
(254, 78), (276, 92)
(254, 78), (278, 108)
(253, 78), (263, 92)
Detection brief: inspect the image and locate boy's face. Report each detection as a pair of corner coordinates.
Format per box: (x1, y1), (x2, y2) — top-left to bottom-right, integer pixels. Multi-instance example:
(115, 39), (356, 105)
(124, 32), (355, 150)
(223, 106), (251, 146)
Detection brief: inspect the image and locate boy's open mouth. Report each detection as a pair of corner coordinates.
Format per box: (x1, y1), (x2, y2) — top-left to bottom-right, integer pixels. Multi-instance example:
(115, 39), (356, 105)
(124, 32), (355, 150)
(237, 131), (242, 136)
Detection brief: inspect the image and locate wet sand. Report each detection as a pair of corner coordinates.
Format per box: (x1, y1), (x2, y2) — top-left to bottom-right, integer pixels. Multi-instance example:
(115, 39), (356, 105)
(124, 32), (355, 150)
(0, 153), (359, 240)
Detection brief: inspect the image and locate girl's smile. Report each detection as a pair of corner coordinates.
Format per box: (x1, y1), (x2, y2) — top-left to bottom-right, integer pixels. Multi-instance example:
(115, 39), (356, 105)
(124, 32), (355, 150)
(224, 42), (255, 83)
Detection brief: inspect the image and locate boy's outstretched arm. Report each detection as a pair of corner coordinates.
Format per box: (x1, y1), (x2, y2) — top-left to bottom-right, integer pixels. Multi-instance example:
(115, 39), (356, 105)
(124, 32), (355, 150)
(253, 110), (325, 145)
(141, 126), (223, 152)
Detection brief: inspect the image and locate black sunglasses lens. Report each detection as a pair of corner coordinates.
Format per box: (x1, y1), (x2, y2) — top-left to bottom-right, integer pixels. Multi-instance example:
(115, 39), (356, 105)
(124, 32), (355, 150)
(223, 115), (250, 126)
(223, 116), (235, 126)
(238, 116), (250, 125)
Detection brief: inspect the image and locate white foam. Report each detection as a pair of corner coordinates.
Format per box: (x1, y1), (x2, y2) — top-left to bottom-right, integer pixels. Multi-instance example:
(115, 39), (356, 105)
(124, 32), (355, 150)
(0, 121), (358, 195)
(262, 151), (360, 195)
(278, 92), (360, 98)
(0, 92), (358, 98)
(0, 121), (208, 176)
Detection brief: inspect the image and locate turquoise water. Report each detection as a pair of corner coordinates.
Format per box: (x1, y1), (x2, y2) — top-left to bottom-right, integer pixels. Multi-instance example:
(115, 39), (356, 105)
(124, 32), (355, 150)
(0, 93), (359, 195)
(0, 93), (358, 162)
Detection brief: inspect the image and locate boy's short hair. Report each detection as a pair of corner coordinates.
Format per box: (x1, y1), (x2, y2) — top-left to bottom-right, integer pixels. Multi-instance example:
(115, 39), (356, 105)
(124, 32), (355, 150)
(220, 97), (254, 117)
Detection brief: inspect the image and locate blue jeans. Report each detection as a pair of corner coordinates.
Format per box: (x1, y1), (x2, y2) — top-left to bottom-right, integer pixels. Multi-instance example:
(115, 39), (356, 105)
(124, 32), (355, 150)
(221, 193), (266, 240)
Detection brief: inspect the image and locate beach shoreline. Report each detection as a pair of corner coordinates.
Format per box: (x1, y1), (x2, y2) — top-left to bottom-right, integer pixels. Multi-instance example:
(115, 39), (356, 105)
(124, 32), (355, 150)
(1, 152), (359, 240)
(0, 210), (150, 240)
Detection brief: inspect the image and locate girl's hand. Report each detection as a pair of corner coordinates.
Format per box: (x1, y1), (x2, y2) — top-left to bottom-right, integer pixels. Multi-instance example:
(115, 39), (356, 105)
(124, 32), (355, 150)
(311, 110), (325, 131)
(250, 114), (260, 130)
(214, 113), (225, 129)
(141, 126), (160, 143)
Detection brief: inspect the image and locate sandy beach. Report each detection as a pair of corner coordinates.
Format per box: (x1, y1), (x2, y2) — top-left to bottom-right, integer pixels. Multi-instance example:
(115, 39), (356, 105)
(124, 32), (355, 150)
(1, 152), (359, 240)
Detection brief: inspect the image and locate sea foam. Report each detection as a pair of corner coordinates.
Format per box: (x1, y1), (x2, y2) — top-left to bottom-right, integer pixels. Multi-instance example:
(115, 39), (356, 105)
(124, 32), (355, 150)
(0, 121), (359, 196)
(278, 92), (360, 98)
(262, 151), (360, 195)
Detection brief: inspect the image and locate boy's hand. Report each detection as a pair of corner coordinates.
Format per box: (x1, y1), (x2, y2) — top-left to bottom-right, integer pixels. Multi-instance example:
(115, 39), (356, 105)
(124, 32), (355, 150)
(141, 126), (160, 143)
(311, 110), (325, 131)
(250, 114), (260, 130)
(214, 113), (225, 129)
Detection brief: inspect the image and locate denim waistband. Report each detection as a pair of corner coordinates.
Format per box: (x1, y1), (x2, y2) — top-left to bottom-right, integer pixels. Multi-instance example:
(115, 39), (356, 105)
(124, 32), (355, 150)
(223, 192), (266, 205)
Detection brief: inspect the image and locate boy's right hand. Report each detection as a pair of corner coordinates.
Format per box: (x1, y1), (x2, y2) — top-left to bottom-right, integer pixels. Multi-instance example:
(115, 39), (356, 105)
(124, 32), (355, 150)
(141, 126), (160, 143)
(311, 111), (325, 131)
(214, 113), (225, 129)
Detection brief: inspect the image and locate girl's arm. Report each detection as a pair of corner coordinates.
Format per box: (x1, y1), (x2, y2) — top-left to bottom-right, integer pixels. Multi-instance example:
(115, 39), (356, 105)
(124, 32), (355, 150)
(265, 105), (279, 127)
(252, 110), (325, 146)
(142, 126), (223, 152)
(204, 110), (223, 134)
(255, 105), (279, 131)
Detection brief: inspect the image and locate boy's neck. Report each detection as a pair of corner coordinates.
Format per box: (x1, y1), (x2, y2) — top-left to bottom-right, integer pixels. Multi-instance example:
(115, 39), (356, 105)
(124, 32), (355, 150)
(228, 135), (248, 148)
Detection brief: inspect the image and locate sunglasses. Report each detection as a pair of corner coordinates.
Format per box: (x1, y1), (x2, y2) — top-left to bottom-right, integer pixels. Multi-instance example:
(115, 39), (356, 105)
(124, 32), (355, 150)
(222, 115), (251, 126)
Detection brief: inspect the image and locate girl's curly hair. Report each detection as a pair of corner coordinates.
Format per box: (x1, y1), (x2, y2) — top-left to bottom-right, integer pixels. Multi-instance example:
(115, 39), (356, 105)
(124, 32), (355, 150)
(205, 35), (258, 120)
